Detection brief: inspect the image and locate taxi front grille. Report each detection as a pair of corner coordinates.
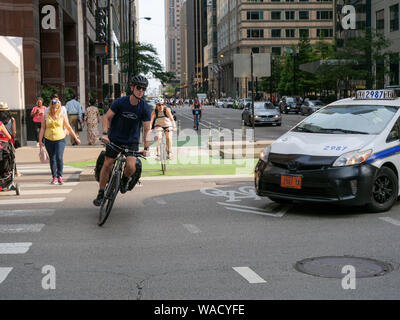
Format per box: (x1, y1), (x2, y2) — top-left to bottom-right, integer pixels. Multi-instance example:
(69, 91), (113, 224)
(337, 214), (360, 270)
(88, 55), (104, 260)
(269, 153), (336, 172)
(270, 161), (328, 171)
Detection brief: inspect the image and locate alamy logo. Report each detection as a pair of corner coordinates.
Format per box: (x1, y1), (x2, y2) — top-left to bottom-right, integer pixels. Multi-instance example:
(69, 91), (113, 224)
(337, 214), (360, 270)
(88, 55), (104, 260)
(341, 265), (356, 290)
(41, 5), (56, 30)
(341, 5), (356, 30)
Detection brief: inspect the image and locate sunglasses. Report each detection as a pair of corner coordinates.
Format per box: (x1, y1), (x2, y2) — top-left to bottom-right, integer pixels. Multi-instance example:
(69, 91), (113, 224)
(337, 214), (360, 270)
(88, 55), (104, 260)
(135, 86), (147, 92)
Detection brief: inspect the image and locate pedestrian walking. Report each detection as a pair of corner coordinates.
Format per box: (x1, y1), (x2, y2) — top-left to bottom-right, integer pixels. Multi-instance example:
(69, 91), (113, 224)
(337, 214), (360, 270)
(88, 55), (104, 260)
(65, 93), (83, 145)
(0, 102), (16, 144)
(30, 98), (46, 146)
(39, 98), (81, 185)
(84, 98), (101, 145)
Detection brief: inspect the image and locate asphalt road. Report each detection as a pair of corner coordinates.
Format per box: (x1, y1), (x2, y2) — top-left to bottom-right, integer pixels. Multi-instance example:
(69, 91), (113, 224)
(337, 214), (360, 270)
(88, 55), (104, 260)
(1, 173), (400, 300)
(173, 104), (305, 141)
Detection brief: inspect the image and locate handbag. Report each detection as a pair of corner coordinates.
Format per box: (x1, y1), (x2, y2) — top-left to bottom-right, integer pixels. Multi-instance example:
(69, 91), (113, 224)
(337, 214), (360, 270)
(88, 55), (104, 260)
(39, 145), (49, 163)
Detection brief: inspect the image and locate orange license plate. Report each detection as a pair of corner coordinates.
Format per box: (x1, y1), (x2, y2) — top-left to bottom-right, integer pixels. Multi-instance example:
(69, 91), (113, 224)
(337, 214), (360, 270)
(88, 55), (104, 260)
(281, 175), (302, 189)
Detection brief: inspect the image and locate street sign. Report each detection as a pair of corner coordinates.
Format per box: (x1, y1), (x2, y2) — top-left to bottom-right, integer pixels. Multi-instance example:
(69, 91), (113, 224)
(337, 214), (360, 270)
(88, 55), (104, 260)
(234, 53), (271, 78)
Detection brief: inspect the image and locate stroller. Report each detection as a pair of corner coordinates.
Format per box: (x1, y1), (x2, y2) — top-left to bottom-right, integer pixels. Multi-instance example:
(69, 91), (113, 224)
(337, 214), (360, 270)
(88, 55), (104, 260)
(0, 140), (20, 195)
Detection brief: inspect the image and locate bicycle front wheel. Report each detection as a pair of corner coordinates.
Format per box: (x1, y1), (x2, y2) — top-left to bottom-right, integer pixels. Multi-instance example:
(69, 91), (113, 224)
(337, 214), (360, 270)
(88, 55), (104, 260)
(98, 170), (121, 226)
(160, 142), (167, 175)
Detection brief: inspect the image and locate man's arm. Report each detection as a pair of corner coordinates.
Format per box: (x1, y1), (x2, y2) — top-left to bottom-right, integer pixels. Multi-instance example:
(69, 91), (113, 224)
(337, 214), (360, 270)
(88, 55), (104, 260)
(101, 108), (115, 144)
(142, 121), (151, 154)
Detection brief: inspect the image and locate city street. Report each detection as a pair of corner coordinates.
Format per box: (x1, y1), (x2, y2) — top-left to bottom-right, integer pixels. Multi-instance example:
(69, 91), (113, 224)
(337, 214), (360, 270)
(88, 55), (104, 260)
(1, 106), (400, 299)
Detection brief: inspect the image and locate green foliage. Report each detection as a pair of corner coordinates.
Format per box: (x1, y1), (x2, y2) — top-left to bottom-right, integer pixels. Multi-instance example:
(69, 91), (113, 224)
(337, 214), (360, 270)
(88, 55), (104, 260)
(41, 85), (59, 107)
(64, 87), (76, 102)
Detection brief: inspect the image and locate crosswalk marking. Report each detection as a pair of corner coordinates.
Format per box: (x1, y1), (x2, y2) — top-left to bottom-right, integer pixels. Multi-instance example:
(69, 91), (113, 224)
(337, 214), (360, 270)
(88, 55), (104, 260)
(0, 224), (45, 233)
(20, 182), (79, 188)
(0, 268), (13, 284)
(0, 198), (66, 205)
(20, 189), (72, 196)
(233, 267), (267, 284)
(0, 243), (32, 254)
(0, 209), (55, 218)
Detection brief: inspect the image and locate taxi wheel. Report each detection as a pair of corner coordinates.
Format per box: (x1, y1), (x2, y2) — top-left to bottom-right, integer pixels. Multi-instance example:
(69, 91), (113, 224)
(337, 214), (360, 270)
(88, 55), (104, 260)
(367, 167), (398, 213)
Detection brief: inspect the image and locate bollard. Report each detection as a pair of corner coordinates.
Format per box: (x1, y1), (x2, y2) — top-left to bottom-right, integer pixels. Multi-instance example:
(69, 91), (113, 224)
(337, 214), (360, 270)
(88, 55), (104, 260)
(242, 120), (245, 140)
(178, 120), (181, 136)
(218, 121), (221, 133)
(208, 122), (212, 144)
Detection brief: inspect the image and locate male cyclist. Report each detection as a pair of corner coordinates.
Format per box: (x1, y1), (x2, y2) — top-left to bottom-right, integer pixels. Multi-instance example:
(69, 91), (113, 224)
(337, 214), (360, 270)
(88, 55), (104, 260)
(191, 97), (202, 128)
(93, 75), (152, 206)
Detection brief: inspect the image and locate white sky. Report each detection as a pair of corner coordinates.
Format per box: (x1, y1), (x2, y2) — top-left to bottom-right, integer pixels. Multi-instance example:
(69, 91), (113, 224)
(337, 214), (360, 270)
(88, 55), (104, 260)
(138, 0), (165, 93)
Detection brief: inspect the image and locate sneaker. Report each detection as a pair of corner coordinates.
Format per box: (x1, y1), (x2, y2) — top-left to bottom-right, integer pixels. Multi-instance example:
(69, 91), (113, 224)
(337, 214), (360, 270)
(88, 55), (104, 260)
(36, 143), (40, 147)
(58, 177), (64, 185)
(167, 152), (173, 160)
(93, 190), (105, 207)
(120, 175), (131, 194)
(155, 154), (160, 161)
(51, 177), (57, 185)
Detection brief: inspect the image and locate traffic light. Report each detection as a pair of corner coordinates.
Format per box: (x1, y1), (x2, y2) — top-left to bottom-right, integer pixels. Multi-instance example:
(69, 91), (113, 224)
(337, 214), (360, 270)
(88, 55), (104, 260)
(95, 8), (108, 43)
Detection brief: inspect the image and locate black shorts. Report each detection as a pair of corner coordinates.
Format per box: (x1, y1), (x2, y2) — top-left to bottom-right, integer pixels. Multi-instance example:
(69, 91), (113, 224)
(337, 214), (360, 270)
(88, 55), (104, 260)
(105, 142), (139, 159)
(154, 125), (171, 132)
(192, 109), (202, 116)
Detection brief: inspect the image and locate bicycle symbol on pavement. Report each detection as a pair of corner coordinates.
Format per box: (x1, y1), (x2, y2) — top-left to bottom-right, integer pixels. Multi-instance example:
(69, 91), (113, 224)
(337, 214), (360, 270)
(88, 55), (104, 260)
(200, 186), (261, 203)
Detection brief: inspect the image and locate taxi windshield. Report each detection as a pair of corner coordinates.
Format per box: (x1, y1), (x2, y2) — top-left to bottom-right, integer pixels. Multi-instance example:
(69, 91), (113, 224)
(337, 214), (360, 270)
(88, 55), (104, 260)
(293, 105), (398, 135)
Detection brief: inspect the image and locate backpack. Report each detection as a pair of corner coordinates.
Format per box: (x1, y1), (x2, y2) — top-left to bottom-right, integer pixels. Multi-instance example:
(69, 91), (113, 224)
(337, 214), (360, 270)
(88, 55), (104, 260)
(0, 141), (14, 175)
(94, 151), (106, 182)
(155, 108), (168, 118)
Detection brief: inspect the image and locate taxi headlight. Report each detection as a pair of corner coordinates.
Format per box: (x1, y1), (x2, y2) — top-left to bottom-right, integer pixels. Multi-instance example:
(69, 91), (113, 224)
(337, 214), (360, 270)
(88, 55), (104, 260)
(259, 146), (271, 162)
(333, 149), (372, 167)
(274, 114), (279, 118)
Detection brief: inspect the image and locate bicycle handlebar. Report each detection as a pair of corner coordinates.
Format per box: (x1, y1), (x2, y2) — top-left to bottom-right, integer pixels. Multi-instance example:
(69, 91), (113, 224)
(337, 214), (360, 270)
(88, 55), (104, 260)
(99, 139), (146, 158)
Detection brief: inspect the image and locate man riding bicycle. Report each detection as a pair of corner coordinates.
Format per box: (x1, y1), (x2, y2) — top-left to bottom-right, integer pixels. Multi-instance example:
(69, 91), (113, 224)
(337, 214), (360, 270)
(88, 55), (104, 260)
(93, 75), (152, 206)
(150, 98), (176, 160)
(191, 97), (202, 128)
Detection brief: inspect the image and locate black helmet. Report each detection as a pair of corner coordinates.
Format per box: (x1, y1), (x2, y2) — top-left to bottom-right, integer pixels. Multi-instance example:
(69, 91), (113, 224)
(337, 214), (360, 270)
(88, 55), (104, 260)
(130, 75), (148, 87)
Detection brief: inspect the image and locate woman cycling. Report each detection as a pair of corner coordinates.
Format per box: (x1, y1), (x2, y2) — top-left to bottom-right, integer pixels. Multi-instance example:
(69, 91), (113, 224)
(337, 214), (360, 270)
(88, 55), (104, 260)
(191, 97), (202, 128)
(150, 98), (176, 160)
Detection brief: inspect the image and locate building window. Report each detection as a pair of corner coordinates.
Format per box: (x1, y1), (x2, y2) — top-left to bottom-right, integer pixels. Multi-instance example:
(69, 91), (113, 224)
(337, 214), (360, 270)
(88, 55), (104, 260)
(271, 29), (281, 38)
(271, 11), (281, 20)
(299, 11), (309, 20)
(376, 9), (385, 33)
(271, 47), (281, 55)
(390, 4), (399, 32)
(251, 47), (260, 53)
(299, 29), (309, 38)
(390, 53), (399, 85)
(247, 29), (264, 38)
(317, 29), (333, 38)
(285, 11), (295, 20)
(247, 11), (264, 20)
(285, 29), (295, 38)
(317, 11), (333, 20)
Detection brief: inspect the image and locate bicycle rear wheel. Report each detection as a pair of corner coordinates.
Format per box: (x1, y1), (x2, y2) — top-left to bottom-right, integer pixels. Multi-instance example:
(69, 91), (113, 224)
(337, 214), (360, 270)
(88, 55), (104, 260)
(98, 170), (121, 226)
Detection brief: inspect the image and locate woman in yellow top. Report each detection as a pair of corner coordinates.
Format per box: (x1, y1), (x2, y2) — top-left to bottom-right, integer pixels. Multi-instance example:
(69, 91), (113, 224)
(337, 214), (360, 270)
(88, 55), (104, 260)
(39, 98), (81, 185)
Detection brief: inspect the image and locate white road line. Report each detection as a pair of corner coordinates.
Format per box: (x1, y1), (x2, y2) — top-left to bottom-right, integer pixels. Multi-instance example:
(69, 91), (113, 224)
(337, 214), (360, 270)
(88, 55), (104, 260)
(21, 182), (79, 188)
(219, 202), (288, 217)
(18, 169), (82, 173)
(0, 243), (32, 254)
(183, 224), (202, 234)
(19, 189), (72, 196)
(379, 217), (400, 227)
(0, 268), (13, 284)
(154, 198), (167, 205)
(0, 198), (66, 205)
(233, 267), (267, 284)
(0, 224), (45, 233)
(0, 209), (55, 218)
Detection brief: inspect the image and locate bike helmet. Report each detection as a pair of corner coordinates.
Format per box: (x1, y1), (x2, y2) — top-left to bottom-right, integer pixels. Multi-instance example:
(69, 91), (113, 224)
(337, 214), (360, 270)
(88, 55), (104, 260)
(154, 98), (165, 105)
(130, 75), (149, 88)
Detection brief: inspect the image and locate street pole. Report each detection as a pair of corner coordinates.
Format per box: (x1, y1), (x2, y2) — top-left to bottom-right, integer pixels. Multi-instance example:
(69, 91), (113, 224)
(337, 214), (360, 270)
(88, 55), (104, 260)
(132, 18), (136, 76)
(108, 0), (113, 104)
(128, 0), (132, 89)
(293, 53), (297, 96)
(251, 52), (255, 141)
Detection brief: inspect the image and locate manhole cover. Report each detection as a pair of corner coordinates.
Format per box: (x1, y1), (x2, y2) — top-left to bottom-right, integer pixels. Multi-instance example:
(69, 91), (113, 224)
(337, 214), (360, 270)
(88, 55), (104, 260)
(295, 256), (393, 279)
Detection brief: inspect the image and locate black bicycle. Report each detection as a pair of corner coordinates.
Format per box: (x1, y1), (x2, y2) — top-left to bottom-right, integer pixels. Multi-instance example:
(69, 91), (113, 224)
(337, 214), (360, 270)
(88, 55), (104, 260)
(98, 142), (146, 227)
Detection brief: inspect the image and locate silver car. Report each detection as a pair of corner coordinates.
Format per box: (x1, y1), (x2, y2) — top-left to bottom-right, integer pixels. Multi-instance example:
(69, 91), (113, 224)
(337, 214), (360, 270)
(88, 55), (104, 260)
(241, 102), (281, 126)
(300, 100), (326, 115)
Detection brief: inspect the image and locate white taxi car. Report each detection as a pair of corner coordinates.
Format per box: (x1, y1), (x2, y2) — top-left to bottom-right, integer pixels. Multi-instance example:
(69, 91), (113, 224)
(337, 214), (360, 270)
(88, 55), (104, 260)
(255, 90), (400, 212)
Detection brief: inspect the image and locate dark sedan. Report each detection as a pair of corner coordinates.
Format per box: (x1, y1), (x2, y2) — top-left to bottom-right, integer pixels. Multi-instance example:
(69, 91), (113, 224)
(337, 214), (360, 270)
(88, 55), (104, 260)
(279, 97), (301, 114)
(241, 102), (281, 126)
(300, 100), (326, 115)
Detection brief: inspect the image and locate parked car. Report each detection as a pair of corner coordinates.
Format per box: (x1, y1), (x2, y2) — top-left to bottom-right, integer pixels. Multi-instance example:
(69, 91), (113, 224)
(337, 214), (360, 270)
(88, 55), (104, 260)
(279, 96), (302, 114)
(300, 100), (326, 116)
(215, 99), (224, 108)
(242, 101), (281, 126)
(224, 98), (234, 108)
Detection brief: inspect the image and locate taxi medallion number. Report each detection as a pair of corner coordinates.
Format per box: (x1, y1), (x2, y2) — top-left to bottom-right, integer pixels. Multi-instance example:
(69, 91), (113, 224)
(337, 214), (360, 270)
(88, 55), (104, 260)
(281, 175), (302, 189)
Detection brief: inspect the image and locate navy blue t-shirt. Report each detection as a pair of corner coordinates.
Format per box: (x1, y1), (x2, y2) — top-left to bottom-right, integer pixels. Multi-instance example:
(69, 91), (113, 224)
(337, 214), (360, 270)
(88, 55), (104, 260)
(108, 96), (151, 144)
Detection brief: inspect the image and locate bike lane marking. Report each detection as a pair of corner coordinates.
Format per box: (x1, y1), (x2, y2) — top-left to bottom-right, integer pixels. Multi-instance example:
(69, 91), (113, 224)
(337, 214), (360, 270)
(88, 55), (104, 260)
(379, 217), (400, 227)
(0, 209), (55, 218)
(233, 267), (267, 284)
(0, 268), (13, 284)
(0, 243), (32, 254)
(220, 202), (290, 218)
(0, 198), (66, 205)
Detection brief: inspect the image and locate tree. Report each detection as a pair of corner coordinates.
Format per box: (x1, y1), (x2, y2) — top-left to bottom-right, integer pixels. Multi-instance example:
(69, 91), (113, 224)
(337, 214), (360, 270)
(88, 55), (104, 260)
(120, 41), (176, 86)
